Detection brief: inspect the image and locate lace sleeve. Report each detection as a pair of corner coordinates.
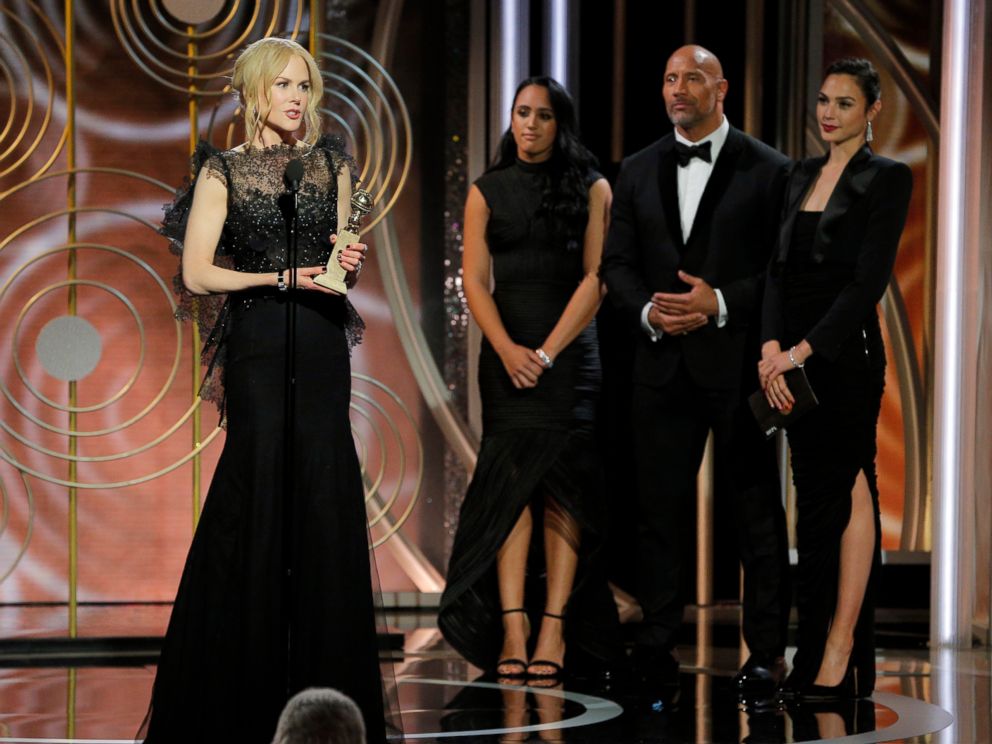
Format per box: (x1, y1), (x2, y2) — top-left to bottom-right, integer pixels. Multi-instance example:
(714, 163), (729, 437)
(160, 141), (231, 419)
(317, 134), (359, 187)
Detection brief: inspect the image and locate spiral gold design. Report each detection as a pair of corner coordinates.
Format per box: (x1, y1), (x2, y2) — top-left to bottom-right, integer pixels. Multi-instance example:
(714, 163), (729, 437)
(0, 0), (68, 191)
(109, 0), (306, 96)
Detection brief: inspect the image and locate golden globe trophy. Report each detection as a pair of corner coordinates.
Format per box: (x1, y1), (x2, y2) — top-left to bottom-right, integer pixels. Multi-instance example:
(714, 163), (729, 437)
(314, 187), (375, 294)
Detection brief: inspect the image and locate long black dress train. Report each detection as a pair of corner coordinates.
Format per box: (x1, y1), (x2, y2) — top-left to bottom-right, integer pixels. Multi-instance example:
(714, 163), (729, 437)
(142, 137), (395, 743)
(438, 159), (621, 672)
(762, 148), (913, 695)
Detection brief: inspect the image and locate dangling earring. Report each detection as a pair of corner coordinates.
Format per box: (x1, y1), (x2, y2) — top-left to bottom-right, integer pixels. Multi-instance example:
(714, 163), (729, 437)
(866, 120), (874, 143)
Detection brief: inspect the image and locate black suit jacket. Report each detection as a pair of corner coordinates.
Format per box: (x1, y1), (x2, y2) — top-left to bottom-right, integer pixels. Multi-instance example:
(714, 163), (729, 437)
(601, 126), (790, 390)
(761, 145), (913, 363)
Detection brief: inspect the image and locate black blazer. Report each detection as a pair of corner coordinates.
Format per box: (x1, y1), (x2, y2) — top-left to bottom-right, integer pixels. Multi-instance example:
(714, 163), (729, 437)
(761, 145), (913, 363)
(601, 126), (790, 389)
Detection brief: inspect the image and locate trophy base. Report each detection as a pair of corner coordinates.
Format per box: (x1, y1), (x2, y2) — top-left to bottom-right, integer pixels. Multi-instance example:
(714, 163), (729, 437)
(313, 272), (348, 294)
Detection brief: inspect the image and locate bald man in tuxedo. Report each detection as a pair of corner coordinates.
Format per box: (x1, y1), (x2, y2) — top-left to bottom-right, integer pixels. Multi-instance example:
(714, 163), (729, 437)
(602, 45), (791, 700)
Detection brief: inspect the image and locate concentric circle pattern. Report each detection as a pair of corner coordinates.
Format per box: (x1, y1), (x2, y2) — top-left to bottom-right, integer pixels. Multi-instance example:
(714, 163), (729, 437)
(109, 0), (306, 97)
(313, 33), (412, 233)
(351, 374), (423, 548)
(0, 169), (224, 499)
(0, 0), (68, 190)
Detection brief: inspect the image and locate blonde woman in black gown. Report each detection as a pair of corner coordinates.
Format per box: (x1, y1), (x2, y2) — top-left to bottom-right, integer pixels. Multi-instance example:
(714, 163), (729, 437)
(760, 57), (912, 700)
(142, 38), (395, 742)
(439, 77), (620, 681)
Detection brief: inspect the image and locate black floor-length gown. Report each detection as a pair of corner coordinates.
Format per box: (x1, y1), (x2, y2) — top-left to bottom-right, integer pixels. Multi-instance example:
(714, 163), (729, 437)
(142, 137), (396, 743)
(438, 159), (621, 672)
(778, 211), (884, 694)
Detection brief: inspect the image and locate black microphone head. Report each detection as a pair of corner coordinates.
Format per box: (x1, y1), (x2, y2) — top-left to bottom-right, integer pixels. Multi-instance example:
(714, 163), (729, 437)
(284, 159), (305, 192)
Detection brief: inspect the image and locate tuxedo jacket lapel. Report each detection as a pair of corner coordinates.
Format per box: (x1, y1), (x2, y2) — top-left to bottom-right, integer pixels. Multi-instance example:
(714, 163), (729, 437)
(813, 145), (879, 262)
(776, 156), (824, 263)
(657, 141), (685, 252)
(684, 127), (744, 248)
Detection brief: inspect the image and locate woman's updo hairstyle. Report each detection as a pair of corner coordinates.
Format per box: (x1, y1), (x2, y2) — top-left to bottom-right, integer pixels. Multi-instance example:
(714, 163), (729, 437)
(824, 57), (881, 109)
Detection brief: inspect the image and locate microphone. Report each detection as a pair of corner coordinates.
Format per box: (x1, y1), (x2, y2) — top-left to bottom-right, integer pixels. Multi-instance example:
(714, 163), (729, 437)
(284, 158), (304, 193)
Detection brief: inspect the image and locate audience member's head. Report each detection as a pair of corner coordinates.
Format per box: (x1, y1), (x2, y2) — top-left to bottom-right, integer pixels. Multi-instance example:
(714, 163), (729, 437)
(271, 687), (366, 744)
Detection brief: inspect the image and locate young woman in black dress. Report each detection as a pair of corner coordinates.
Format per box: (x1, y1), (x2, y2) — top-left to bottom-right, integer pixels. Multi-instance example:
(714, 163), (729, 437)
(142, 38), (395, 742)
(438, 77), (620, 681)
(759, 57), (913, 700)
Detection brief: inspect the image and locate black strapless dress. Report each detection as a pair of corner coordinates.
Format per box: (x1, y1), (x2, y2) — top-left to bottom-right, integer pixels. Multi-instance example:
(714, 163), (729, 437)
(780, 210), (884, 694)
(438, 160), (621, 671)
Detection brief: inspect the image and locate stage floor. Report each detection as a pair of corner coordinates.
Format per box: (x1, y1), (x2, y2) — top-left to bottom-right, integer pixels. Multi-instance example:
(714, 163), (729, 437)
(0, 605), (982, 742)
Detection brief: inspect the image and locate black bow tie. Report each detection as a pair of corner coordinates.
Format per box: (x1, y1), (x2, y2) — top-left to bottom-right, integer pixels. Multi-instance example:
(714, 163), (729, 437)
(675, 140), (712, 167)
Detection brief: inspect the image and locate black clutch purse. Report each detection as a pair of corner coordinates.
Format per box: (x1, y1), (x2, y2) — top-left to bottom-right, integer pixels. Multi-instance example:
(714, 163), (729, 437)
(748, 367), (819, 439)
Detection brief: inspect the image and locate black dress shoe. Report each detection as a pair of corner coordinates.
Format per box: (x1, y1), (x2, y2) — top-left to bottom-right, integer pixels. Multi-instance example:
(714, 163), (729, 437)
(735, 654), (787, 700)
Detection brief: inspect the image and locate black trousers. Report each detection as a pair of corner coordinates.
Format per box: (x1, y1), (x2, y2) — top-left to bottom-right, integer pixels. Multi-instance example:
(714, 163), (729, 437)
(631, 361), (790, 657)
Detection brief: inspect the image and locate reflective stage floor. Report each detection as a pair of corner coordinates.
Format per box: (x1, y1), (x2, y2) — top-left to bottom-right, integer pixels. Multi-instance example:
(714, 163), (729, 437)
(0, 605), (984, 742)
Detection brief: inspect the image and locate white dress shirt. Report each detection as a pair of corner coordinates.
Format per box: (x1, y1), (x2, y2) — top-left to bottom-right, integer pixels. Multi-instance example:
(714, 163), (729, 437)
(641, 116), (731, 340)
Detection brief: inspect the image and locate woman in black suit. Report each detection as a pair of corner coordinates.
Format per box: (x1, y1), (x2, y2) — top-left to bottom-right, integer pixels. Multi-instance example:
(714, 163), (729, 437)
(758, 57), (912, 700)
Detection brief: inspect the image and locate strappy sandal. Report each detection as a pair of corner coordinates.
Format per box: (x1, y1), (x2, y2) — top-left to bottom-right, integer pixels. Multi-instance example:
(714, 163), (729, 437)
(496, 608), (530, 679)
(526, 611), (565, 681)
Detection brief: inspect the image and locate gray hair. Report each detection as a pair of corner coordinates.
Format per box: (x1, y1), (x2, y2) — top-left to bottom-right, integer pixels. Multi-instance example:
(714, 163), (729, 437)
(271, 688), (366, 744)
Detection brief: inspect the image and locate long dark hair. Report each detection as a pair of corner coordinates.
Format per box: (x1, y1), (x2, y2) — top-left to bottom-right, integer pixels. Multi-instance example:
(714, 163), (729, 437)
(489, 76), (598, 250)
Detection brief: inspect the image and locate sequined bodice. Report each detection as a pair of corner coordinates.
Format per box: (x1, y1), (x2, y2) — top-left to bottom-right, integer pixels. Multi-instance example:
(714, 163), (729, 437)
(202, 140), (346, 272)
(161, 135), (362, 414)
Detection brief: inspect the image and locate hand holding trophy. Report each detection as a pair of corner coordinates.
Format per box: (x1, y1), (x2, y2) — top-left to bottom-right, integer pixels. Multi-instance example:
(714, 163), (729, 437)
(314, 186), (376, 293)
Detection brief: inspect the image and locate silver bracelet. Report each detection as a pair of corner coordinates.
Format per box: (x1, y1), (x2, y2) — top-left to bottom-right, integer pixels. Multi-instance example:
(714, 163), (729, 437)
(276, 269), (288, 292)
(535, 348), (553, 369)
(788, 346), (804, 368)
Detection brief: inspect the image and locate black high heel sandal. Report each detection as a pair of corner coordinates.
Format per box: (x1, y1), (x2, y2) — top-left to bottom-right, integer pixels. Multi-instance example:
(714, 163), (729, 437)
(496, 608), (530, 679)
(526, 611), (566, 681)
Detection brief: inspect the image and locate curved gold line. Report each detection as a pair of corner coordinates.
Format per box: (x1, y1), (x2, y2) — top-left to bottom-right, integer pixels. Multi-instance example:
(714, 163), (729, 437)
(0, 57), (18, 144)
(882, 285), (927, 549)
(0, 1), (67, 177)
(0, 397), (211, 464)
(348, 399), (389, 511)
(0, 422), (224, 489)
(350, 390), (406, 528)
(0, 244), (182, 438)
(372, 216), (479, 471)
(320, 51), (395, 218)
(320, 56), (390, 191)
(323, 88), (375, 176)
(0, 166), (174, 203)
(352, 373), (425, 541)
(0, 205), (166, 250)
(0, 450), (35, 584)
(11, 279), (145, 412)
(126, 0), (261, 65)
(321, 108), (359, 152)
(0, 468), (9, 535)
(322, 68), (383, 185)
(317, 34), (412, 233)
(149, 0), (241, 41)
(829, 0), (939, 143)
(108, 1), (231, 94)
(0, 12), (40, 166)
(284, 0), (305, 42)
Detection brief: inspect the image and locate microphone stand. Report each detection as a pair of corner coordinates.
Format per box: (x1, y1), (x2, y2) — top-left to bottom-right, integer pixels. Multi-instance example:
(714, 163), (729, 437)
(280, 161), (302, 697)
